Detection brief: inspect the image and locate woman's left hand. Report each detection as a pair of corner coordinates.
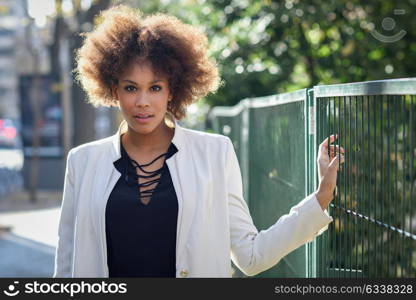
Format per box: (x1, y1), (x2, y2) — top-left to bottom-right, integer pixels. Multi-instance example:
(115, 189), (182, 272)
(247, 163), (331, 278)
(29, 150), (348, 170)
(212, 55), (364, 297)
(315, 134), (345, 210)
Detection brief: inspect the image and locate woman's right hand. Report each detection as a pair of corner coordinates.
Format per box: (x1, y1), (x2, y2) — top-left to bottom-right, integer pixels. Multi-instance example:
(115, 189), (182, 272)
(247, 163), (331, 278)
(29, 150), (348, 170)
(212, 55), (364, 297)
(315, 134), (345, 210)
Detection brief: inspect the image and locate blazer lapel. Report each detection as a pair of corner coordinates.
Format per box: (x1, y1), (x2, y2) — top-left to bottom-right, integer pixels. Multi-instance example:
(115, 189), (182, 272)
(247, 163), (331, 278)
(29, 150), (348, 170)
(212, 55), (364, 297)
(165, 117), (197, 267)
(89, 150), (121, 276)
(166, 143), (197, 265)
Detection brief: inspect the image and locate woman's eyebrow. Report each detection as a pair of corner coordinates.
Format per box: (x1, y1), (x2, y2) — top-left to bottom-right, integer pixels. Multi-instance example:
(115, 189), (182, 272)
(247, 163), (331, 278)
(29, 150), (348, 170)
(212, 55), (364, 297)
(121, 79), (164, 84)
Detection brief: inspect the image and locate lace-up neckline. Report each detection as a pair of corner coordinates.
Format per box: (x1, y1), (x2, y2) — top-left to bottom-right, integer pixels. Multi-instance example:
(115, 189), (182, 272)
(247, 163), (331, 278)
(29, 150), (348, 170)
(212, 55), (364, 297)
(106, 134), (179, 277)
(120, 138), (176, 205)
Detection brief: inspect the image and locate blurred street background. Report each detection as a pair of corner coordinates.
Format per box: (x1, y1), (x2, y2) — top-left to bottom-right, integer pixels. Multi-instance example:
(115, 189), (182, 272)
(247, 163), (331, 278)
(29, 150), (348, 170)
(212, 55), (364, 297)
(0, 0), (415, 277)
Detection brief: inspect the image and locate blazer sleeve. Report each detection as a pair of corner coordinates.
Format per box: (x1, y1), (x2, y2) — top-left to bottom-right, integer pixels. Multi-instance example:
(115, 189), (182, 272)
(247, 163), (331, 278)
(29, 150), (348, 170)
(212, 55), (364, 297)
(225, 137), (333, 276)
(53, 149), (76, 277)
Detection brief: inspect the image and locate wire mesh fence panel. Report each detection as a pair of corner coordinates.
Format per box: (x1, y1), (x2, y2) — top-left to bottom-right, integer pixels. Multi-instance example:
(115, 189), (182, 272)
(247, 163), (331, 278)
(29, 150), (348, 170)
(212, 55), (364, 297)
(213, 115), (241, 155)
(209, 78), (415, 278)
(210, 91), (309, 277)
(210, 101), (249, 201)
(248, 97), (307, 277)
(313, 79), (416, 278)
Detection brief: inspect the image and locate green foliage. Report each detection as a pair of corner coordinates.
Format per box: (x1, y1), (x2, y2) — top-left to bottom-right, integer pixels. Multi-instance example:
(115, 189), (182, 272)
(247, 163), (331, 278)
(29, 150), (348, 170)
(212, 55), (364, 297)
(126, 0), (416, 107)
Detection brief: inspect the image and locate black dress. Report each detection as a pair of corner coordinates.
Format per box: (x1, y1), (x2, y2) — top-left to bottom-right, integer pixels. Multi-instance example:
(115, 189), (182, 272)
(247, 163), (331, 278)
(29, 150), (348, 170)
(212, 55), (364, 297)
(105, 135), (179, 277)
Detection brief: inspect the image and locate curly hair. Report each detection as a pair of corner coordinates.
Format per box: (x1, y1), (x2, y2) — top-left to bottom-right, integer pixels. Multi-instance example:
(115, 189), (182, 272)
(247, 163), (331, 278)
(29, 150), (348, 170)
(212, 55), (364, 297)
(75, 5), (221, 119)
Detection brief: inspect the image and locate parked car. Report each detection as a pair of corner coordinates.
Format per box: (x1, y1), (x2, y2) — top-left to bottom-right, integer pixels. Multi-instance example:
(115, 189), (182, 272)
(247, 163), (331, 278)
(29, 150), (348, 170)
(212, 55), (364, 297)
(0, 118), (20, 149)
(0, 118), (24, 198)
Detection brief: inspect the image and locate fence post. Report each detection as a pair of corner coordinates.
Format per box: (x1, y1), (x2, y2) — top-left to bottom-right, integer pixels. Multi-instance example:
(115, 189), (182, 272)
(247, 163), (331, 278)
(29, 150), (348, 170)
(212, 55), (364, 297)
(305, 88), (318, 277)
(241, 99), (251, 206)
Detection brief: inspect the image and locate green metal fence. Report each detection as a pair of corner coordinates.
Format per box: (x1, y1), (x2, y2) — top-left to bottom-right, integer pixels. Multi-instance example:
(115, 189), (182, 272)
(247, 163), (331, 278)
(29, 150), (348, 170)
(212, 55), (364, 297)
(209, 78), (416, 278)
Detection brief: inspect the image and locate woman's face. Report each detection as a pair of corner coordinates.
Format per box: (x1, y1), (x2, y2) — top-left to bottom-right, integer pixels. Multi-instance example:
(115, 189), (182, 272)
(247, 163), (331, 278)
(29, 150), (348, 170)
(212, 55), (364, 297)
(113, 60), (172, 135)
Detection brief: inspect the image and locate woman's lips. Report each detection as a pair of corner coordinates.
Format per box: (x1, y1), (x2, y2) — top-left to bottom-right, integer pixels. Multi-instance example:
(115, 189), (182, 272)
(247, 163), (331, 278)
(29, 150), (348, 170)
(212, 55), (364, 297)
(133, 115), (153, 124)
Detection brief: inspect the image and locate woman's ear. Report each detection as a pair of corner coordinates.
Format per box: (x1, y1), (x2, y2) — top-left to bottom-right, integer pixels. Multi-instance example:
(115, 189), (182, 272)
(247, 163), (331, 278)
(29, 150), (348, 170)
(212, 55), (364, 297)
(111, 85), (120, 108)
(111, 85), (117, 99)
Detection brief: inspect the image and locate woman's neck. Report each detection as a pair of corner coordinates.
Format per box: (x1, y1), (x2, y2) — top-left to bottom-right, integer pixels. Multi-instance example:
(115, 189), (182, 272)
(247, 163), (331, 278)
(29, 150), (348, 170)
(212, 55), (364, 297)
(123, 120), (174, 154)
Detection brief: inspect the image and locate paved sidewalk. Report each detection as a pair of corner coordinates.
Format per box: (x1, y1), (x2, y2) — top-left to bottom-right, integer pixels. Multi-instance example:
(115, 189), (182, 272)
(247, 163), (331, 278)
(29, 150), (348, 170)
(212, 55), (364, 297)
(0, 190), (62, 277)
(0, 190), (62, 213)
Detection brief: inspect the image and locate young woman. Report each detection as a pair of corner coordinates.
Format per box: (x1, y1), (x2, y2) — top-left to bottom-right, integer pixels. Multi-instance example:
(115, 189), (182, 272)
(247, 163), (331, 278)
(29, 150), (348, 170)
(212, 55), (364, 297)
(53, 5), (345, 278)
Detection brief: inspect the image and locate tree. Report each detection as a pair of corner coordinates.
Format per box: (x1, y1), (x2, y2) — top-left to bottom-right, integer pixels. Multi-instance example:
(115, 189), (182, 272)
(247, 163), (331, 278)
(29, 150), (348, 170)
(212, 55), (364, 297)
(126, 0), (416, 108)
(49, 0), (113, 148)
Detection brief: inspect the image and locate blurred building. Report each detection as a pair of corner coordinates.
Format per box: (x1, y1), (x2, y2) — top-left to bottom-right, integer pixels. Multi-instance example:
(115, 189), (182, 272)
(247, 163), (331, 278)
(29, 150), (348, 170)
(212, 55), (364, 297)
(0, 0), (62, 192)
(0, 0), (49, 121)
(0, 0), (122, 192)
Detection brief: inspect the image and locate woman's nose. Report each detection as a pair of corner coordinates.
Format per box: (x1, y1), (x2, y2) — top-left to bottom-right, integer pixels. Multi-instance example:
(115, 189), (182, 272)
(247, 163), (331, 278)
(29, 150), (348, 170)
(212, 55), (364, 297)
(134, 92), (150, 107)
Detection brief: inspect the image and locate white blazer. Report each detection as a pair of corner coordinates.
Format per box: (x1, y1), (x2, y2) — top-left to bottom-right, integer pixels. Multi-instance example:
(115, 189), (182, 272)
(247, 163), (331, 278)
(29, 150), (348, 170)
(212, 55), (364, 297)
(53, 117), (333, 278)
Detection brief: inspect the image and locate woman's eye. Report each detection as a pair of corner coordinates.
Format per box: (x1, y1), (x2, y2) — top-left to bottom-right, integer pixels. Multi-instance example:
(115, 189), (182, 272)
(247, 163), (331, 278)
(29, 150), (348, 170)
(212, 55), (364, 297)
(124, 85), (137, 92)
(150, 85), (162, 92)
